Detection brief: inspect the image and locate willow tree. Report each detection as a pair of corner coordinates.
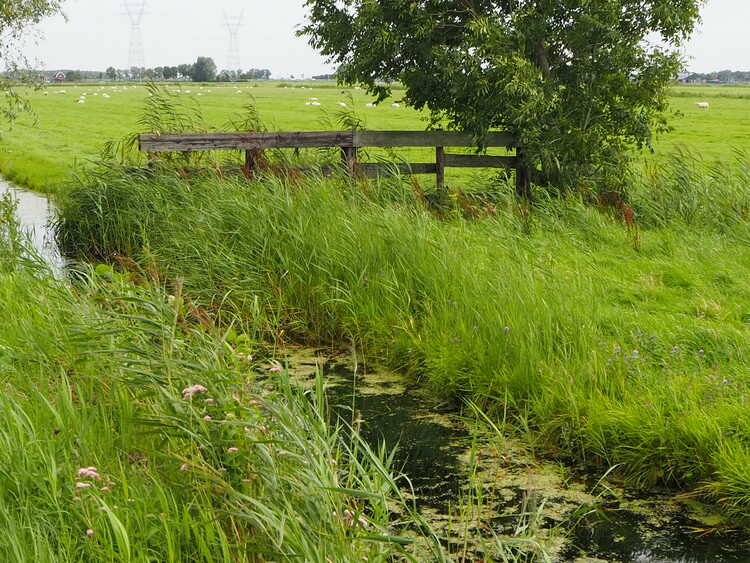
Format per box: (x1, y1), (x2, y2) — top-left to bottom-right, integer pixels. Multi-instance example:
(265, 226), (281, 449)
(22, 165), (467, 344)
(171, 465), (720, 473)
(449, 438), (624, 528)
(1, 0), (63, 123)
(300, 0), (703, 192)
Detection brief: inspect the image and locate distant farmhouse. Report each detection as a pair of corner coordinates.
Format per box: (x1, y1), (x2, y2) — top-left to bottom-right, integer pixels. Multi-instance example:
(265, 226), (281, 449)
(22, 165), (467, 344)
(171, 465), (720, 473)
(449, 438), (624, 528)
(49, 71), (66, 83)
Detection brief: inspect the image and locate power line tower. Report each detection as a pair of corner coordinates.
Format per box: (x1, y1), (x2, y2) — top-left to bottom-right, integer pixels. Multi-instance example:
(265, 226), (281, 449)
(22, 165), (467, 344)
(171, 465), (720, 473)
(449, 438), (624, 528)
(123, 1), (147, 69)
(224, 11), (244, 70)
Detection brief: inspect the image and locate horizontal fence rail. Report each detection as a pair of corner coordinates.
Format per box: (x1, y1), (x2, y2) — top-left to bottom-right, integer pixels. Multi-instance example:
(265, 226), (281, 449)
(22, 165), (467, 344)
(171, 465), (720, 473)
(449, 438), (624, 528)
(138, 130), (531, 198)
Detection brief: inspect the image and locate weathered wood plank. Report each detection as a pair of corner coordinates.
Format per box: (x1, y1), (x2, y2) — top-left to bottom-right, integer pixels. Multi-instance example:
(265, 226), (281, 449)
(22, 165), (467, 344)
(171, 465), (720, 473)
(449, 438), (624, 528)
(436, 147), (446, 190)
(444, 154), (517, 169)
(356, 162), (437, 177)
(139, 130), (516, 152)
(139, 131), (356, 152)
(353, 130), (515, 148)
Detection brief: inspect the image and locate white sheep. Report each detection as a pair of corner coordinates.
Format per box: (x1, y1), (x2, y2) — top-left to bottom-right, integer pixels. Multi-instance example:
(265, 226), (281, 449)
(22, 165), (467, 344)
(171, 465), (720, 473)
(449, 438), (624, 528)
(695, 102), (710, 109)
(391, 103), (400, 108)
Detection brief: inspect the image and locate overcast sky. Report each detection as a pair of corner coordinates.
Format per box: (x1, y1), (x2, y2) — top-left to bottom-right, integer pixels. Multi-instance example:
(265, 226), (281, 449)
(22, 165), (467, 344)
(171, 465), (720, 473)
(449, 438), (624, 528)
(23, 0), (749, 77)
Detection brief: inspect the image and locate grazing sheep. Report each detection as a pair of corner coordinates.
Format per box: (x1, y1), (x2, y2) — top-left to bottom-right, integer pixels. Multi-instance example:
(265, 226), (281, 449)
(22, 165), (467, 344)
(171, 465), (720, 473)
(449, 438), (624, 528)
(696, 102), (710, 109)
(391, 103), (400, 108)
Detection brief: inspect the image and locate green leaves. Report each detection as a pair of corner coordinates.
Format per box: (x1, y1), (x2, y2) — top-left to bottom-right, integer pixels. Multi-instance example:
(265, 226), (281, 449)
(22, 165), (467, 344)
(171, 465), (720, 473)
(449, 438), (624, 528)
(301, 0), (704, 194)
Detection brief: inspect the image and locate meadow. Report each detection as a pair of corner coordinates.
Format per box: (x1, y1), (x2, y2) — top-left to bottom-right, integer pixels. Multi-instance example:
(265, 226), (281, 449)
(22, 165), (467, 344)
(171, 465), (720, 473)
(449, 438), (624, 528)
(0, 81), (748, 192)
(2, 80), (750, 559)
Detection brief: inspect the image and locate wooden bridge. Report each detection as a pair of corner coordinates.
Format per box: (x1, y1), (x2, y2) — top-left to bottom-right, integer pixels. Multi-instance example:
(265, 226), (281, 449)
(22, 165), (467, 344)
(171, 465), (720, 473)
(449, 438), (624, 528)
(139, 130), (531, 198)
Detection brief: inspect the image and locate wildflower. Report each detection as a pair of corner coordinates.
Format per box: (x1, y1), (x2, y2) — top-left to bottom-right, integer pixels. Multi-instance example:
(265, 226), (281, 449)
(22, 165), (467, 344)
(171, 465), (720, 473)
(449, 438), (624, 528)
(85, 529), (94, 537)
(248, 399), (261, 406)
(357, 515), (369, 529)
(269, 365), (283, 373)
(100, 487), (111, 492)
(503, 326), (510, 334)
(182, 384), (208, 400)
(672, 345), (679, 353)
(227, 447), (239, 453)
(75, 482), (92, 489)
(203, 415), (212, 421)
(246, 354), (254, 362)
(328, 458), (337, 466)
(698, 349), (705, 356)
(179, 464), (189, 471)
(723, 379), (729, 385)
(218, 468), (228, 473)
(127, 498), (135, 503)
(204, 398), (215, 404)
(77, 467), (101, 481)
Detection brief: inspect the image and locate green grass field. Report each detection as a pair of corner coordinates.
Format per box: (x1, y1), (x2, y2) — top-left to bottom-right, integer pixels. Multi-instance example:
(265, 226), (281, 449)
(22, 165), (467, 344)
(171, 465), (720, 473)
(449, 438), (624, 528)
(0, 81), (748, 193)
(2, 80), (750, 559)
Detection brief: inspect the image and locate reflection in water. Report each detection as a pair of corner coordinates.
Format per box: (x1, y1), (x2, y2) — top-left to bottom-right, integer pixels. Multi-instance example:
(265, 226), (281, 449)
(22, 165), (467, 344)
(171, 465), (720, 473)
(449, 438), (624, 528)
(0, 178), (65, 274)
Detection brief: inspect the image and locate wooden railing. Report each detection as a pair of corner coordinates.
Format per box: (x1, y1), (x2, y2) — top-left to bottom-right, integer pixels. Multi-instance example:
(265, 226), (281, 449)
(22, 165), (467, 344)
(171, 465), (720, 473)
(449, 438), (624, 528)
(139, 130), (531, 197)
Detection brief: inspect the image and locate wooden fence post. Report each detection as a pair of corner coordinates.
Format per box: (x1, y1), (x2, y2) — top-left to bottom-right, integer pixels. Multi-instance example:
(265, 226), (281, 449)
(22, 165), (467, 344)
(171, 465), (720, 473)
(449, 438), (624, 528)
(243, 149), (255, 178)
(435, 146), (445, 191)
(341, 146), (358, 176)
(515, 149), (532, 200)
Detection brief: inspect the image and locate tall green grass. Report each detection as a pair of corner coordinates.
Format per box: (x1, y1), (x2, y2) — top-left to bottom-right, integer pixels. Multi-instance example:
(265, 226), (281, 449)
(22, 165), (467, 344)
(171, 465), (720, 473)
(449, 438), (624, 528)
(0, 195), (475, 561)
(56, 151), (750, 521)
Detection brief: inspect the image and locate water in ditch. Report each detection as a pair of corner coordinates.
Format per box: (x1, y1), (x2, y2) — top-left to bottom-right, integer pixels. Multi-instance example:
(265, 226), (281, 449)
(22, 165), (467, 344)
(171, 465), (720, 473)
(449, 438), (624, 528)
(265, 347), (750, 562)
(0, 177), (65, 274)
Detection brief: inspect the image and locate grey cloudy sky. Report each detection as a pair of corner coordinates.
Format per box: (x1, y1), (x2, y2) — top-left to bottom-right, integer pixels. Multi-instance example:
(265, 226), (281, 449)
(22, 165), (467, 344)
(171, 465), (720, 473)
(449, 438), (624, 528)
(24, 0), (749, 76)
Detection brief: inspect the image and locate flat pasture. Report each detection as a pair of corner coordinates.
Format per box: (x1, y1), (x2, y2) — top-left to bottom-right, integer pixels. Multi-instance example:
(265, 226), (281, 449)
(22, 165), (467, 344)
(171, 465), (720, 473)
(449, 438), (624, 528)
(1, 81), (748, 193)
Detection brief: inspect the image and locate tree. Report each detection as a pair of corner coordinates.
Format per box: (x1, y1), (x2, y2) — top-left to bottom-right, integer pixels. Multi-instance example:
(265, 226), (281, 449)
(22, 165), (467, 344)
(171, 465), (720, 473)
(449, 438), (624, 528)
(177, 64), (193, 80)
(1, 0), (63, 122)
(301, 0), (703, 192)
(190, 57), (217, 83)
(106, 67), (118, 81)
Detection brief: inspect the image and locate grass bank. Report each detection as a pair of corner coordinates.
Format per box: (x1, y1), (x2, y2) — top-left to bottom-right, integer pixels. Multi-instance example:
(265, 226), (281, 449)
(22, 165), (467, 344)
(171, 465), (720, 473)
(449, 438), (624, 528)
(0, 195), (470, 561)
(56, 151), (750, 521)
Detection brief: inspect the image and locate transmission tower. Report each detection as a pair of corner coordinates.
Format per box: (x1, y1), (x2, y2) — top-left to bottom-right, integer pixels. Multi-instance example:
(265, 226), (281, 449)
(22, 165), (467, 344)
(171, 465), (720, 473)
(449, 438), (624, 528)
(225, 11), (244, 70)
(123, 1), (147, 69)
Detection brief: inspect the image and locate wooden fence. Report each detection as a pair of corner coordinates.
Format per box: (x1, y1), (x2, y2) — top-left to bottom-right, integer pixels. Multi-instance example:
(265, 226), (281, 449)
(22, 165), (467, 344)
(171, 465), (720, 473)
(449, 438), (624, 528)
(139, 130), (531, 198)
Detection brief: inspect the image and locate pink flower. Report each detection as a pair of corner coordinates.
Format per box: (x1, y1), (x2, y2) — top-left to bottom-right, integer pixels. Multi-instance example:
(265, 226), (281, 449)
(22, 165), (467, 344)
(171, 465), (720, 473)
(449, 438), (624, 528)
(204, 398), (215, 404)
(203, 415), (212, 421)
(227, 447), (239, 453)
(77, 467), (101, 481)
(100, 487), (111, 492)
(179, 464), (189, 471)
(182, 384), (208, 400)
(75, 482), (92, 489)
(85, 529), (94, 537)
(269, 365), (283, 373)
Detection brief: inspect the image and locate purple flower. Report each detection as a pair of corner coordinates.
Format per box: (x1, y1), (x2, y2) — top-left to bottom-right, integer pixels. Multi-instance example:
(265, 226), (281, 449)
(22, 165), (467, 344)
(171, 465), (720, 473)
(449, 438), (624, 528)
(503, 326), (510, 334)
(698, 349), (705, 356)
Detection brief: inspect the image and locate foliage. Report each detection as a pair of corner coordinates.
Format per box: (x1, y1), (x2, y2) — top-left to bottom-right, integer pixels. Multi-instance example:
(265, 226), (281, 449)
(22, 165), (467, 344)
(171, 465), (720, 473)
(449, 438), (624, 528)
(0, 0), (63, 123)
(55, 152), (750, 522)
(300, 0), (704, 192)
(190, 57), (218, 83)
(0, 197), (460, 561)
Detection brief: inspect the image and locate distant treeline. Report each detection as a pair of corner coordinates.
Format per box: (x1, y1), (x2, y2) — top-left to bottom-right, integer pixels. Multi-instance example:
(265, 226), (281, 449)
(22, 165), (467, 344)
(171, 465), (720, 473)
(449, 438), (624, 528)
(684, 70), (750, 84)
(43, 58), (272, 82)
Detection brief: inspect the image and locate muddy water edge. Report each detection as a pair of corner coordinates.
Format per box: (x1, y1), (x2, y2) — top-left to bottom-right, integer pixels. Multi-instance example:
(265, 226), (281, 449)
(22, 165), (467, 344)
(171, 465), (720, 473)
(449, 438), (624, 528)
(4, 177), (750, 561)
(263, 346), (750, 562)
